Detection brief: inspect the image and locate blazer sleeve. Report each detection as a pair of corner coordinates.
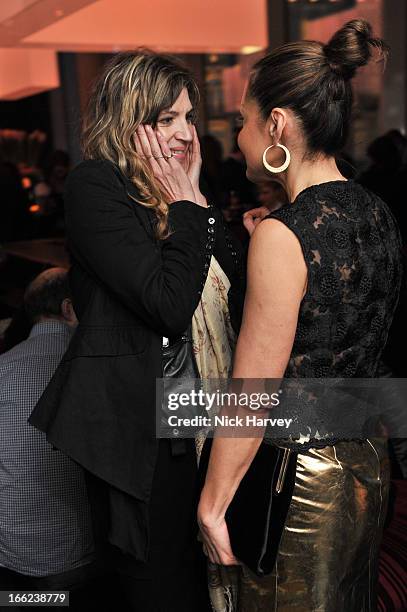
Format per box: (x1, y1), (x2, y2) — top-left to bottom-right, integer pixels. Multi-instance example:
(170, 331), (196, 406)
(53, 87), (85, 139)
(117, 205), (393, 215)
(65, 160), (215, 337)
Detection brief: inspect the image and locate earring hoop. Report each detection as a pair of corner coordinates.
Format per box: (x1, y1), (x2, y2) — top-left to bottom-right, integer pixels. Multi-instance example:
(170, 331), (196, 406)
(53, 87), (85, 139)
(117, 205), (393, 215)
(262, 143), (291, 174)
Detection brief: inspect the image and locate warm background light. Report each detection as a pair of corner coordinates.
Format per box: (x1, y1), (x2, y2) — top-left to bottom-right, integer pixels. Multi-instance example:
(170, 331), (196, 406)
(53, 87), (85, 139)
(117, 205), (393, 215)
(21, 0), (267, 54)
(0, 0), (267, 100)
(0, 48), (59, 99)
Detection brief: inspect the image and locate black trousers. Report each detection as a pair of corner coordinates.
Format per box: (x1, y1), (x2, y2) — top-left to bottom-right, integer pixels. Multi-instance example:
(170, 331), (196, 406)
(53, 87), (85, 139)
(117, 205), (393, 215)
(86, 439), (211, 612)
(0, 563), (105, 612)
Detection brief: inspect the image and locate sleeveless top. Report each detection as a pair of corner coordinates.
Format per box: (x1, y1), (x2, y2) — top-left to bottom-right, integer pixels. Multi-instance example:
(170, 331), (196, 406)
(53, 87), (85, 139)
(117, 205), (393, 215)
(266, 180), (403, 448)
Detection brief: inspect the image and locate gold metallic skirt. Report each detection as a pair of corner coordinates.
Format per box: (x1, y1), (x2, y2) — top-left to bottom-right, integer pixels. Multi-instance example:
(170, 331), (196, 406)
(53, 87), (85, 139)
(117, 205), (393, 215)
(209, 439), (390, 612)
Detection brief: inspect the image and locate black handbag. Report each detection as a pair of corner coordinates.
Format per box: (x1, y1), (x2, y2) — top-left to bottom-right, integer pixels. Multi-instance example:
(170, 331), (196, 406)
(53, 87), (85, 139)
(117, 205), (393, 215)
(198, 437), (298, 576)
(161, 326), (202, 423)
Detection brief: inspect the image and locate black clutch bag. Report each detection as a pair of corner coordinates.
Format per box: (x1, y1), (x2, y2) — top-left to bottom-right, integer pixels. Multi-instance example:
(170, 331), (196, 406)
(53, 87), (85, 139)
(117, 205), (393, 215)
(198, 437), (298, 576)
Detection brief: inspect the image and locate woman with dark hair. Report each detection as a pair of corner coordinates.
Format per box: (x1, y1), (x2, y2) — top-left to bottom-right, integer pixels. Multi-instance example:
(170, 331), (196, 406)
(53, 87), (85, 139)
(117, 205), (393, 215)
(198, 20), (402, 611)
(29, 51), (243, 611)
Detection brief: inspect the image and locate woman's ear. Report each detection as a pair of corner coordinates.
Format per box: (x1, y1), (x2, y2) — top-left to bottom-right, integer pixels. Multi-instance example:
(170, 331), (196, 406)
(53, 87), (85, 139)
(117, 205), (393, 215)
(268, 108), (288, 144)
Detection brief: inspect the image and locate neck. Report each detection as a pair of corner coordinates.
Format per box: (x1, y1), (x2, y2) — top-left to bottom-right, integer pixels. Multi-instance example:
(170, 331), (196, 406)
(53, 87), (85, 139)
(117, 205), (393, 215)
(283, 154), (346, 203)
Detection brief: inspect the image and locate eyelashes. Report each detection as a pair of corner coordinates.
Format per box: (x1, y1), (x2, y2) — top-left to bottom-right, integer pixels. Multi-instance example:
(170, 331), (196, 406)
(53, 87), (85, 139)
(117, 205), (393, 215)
(157, 113), (196, 126)
(157, 117), (173, 125)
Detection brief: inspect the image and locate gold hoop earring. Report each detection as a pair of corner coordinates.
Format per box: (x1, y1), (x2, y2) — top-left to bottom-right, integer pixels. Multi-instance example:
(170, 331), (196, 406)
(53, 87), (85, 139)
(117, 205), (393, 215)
(262, 143), (291, 174)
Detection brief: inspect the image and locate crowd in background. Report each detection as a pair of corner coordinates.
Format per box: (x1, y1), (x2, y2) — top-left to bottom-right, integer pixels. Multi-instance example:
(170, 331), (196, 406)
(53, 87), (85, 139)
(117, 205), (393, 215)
(0, 149), (70, 243)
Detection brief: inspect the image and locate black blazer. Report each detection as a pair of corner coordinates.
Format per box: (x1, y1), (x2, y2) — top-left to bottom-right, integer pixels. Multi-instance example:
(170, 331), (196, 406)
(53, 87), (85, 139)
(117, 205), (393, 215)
(29, 160), (244, 504)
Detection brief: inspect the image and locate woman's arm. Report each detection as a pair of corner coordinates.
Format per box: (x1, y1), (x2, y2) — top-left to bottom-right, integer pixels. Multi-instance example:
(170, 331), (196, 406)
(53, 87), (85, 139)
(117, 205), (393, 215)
(198, 218), (307, 564)
(65, 160), (215, 337)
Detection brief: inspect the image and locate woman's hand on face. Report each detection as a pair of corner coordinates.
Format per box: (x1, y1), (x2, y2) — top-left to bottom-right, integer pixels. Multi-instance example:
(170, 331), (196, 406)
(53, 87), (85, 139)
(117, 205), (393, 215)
(243, 206), (271, 236)
(186, 125), (208, 208)
(198, 507), (239, 566)
(134, 125), (196, 204)
(186, 125), (201, 188)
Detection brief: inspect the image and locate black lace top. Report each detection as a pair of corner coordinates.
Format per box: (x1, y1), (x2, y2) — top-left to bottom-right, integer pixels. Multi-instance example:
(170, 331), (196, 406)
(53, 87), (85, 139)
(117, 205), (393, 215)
(266, 180), (403, 448)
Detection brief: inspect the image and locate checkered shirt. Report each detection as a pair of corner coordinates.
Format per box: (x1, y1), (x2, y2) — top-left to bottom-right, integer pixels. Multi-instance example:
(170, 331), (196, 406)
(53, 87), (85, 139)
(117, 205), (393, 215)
(0, 320), (94, 577)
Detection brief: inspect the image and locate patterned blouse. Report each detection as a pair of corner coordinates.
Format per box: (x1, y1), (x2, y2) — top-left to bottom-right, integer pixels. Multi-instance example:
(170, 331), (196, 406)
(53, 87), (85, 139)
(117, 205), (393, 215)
(268, 180), (402, 379)
(266, 180), (403, 448)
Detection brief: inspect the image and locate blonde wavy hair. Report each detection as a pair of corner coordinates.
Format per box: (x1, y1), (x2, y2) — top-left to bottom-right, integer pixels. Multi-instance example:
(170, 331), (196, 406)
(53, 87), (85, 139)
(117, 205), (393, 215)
(82, 50), (199, 239)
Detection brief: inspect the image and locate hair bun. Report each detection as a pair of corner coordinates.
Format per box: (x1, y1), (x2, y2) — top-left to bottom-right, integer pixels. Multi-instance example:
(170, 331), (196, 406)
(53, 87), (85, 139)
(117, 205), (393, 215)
(323, 19), (389, 80)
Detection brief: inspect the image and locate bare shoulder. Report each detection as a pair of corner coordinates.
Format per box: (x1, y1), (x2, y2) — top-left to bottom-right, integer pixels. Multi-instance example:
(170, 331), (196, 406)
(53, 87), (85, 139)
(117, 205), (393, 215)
(249, 217), (305, 263)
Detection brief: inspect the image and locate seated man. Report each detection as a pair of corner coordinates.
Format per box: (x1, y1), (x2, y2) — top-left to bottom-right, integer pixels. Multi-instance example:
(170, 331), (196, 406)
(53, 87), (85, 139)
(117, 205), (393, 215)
(0, 268), (96, 608)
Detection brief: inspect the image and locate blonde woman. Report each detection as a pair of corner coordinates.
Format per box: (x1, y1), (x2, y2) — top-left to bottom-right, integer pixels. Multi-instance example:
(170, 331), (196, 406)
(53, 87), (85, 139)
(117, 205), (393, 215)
(30, 51), (243, 611)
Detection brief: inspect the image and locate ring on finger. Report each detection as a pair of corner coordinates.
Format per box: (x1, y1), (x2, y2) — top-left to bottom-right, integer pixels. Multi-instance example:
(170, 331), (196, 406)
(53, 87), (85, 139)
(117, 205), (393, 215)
(163, 153), (173, 159)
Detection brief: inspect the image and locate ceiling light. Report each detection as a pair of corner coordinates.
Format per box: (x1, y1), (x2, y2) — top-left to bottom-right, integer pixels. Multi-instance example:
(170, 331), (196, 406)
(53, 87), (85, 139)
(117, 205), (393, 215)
(240, 46), (263, 55)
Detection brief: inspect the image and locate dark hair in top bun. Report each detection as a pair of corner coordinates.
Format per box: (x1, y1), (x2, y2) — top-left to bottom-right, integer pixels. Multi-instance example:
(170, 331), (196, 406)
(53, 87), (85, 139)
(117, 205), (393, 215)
(248, 19), (389, 156)
(324, 19), (388, 80)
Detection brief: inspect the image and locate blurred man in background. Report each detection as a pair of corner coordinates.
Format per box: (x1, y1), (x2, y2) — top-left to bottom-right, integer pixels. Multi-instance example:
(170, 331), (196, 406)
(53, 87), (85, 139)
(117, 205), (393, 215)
(0, 268), (98, 610)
